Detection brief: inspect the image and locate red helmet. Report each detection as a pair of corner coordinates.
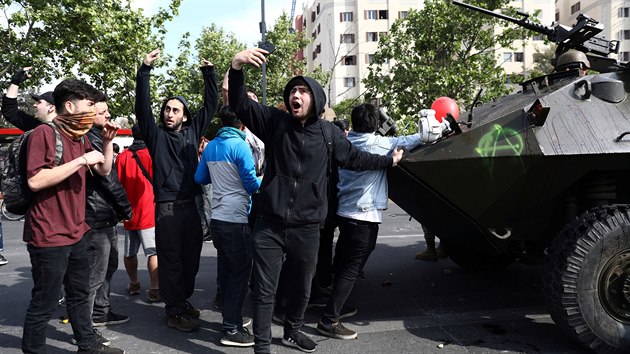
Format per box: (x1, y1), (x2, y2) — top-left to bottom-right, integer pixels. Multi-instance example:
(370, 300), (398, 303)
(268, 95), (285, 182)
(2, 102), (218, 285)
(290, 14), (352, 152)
(431, 97), (459, 122)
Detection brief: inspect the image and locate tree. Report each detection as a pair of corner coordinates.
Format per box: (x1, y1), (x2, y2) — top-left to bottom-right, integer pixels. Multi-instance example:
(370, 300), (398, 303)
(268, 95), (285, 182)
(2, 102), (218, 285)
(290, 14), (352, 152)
(363, 0), (535, 134)
(530, 43), (557, 78)
(332, 97), (362, 121)
(0, 0), (182, 122)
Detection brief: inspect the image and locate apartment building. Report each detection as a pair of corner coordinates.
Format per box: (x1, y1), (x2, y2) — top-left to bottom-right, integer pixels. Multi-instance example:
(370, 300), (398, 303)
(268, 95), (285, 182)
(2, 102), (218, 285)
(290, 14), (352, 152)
(300, 0), (557, 106)
(557, 0), (629, 62)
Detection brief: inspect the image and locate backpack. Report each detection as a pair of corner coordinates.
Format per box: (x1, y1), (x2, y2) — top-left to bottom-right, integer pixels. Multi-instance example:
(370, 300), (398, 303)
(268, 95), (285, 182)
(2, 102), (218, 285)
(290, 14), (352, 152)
(1, 123), (63, 215)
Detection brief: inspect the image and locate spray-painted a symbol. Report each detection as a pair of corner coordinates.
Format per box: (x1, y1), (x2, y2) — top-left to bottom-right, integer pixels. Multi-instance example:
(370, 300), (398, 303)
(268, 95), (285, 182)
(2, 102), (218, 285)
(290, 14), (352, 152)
(475, 124), (524, 157)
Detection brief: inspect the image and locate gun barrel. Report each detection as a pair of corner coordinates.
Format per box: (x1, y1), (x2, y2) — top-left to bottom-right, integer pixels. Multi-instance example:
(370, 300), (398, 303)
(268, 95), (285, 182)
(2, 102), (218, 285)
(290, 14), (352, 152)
(452, 0), (517, 24)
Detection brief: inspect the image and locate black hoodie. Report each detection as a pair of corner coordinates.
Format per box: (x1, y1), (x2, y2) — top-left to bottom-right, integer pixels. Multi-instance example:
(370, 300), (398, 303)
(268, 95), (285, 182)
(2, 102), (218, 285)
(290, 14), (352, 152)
(135, 63), (218, 202)
(228, 68), (392, 225)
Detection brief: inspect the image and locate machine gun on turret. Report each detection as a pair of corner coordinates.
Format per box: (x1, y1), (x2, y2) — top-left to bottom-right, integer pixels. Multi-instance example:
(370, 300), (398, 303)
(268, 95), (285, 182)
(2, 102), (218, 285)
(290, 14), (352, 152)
(452, 0), (619, 59)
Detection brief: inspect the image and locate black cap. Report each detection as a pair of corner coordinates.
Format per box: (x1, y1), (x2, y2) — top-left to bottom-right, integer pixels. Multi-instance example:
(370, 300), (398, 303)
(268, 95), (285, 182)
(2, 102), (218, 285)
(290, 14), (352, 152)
(30, 91), (54, 105)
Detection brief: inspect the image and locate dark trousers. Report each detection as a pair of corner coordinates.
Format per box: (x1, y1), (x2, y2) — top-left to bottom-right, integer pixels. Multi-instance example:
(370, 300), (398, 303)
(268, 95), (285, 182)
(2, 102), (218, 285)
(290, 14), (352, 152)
(313, 215), (337, 293)
(251, 218), (320, 354)
(211, 219), (252, 332)
(85, 226), (118, 320)
(23, 237), (97, 353)
(323, 216), (379, 322)
(156, 201), (203, 316)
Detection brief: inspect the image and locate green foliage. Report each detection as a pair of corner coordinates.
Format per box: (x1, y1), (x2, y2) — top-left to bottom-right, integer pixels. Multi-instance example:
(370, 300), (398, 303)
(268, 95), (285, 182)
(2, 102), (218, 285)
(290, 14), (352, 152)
(333, 97), (363, 121)
(530, 43), (557, 78)
(363, 0), (535, 134)
(0, 0), (181, 124)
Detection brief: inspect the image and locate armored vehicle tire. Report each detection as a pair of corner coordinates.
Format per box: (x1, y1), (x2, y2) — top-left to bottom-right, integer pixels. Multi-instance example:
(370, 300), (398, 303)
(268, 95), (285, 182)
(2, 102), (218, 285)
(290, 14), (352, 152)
(441, 241), (515, 272)
(543, 205), (630, 353)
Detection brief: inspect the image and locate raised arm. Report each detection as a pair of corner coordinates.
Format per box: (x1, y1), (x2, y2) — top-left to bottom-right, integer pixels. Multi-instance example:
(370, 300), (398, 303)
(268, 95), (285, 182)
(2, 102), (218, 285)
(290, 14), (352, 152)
(2, 67), (41, 131)
(193, 58), (218, 140)
(135, 49), (160, 147)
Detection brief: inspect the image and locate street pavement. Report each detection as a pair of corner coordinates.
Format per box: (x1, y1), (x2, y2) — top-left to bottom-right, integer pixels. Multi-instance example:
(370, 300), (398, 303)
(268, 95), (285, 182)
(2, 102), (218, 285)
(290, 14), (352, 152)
(0, 202), (588, 353)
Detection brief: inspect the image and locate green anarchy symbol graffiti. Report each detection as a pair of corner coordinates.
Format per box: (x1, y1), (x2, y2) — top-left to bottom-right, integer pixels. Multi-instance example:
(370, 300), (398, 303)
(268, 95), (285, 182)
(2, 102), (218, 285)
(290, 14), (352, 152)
(475, 124), (524, 158)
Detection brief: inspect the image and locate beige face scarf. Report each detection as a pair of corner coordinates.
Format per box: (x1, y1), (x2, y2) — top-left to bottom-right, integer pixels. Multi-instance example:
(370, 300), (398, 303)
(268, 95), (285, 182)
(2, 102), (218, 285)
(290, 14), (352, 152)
(53, 111), (96, 140)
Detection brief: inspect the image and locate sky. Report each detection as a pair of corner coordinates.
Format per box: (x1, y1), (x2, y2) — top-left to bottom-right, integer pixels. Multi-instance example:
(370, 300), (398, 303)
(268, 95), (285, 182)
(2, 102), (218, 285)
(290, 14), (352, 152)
(131, 0), (303, 56)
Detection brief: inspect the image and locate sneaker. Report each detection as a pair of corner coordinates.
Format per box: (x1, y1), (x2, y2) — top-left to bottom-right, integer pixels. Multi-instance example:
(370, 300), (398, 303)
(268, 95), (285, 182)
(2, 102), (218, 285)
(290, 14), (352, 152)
(147, 289), (161, 303)
(127, 282), (140, 296)
(317, 320), (357, 340)
(203, 231), (213, 243)
(272, 312), (285, 325)
(220, 327), (254, 347)
(167, 313), (199, 332)
(281, 331), (317, 353)
(338, 305), (358, 320)
(306, 295), (328, 309)
(77, 343), (124, 353)
(93, 311), (130, 327)
(242, 317), (252, 327)
(415, 248), (438, 261)
(72, 328), (110, 346)
(184, 301), (200, 319)
(213, 293), (224, 311)
(0, 254), (7, 265)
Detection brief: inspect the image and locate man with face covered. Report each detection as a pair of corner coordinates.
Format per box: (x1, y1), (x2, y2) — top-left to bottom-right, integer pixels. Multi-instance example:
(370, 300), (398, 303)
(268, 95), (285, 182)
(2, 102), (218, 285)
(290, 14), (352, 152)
(228, 48), (403, 353)
(135, 49), (218, 332)
(22, 78), (123, 354)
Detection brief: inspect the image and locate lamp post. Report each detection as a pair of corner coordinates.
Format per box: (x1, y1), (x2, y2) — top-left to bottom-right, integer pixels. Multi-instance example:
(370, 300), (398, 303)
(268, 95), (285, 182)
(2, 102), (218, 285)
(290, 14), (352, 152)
(260, 0), (268, 104)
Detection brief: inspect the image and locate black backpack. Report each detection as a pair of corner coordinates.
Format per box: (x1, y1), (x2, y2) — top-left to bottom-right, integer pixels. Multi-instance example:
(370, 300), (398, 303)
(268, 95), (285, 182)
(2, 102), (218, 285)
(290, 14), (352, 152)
(1, 123), (63, 215)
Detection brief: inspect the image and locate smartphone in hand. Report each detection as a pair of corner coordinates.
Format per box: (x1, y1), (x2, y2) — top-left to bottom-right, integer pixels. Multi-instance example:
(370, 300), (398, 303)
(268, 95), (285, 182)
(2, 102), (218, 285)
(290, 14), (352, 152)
(258, 41), (276, 55)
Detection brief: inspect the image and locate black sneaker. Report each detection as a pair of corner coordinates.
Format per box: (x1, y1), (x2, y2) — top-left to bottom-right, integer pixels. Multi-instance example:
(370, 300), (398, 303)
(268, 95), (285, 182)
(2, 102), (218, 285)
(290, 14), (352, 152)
(282, 331), (317, 353)
(338, 305), (358, 319)
(317, 320), (357, 340)
(92, 311), (130, 327)
(77, 343), (124, 353)
(72, 328), (110, 346)
(184, 301), (200, 319)
(167, 313), (199, 332)
(220, 327), (254, 347)
(213, 293), (224, 311)
(0, 254), (7, 265)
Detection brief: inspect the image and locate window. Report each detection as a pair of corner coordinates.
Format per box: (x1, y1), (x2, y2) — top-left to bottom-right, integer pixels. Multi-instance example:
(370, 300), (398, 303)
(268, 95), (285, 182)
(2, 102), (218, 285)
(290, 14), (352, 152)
(316, 44), (321, 53)
(399, 11), (409, 19)
(312, 31), (316, 39)
(340, 12), (353, 22)
(618, 30), (630, 40)
(514, 52), (524, 62)
(503, 52), (513, 62)
(340, 33), (355, 43)
(379, 10), (388, 19)
(367, 32), (378, 42)
(312, 51), (318, 60)
(621, 52), (630, 61)
(343, 55), (356, 65)
(367, 54), (374, 64)
(555, 11), (560, 21)
(367, 10), (377, 20)
(311, 11), (316, 22)
(533, 34), (544, 41)
(344, 77), (356, 87)
(570, 2), (580, 15)
(317, 24), (321, 34)
(317, 3), (320, 14)
(620, 7), (630, 18)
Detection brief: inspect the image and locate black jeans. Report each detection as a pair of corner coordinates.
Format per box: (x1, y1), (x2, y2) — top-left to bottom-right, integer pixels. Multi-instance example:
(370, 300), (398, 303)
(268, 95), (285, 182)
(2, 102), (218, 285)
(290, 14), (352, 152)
(85, 226), (118, 320)
(251, 217), (320, 354)
(323, 216), (379, 322)
(23, 237), (97, 353)
(156, 201), (203, 316)
(211, 219), (252, 332)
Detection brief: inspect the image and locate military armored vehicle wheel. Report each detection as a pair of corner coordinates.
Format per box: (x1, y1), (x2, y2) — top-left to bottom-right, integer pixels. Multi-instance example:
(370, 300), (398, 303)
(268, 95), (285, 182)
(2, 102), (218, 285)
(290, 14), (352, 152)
(543, 205), (630, 353)
(441, 241), (515, 272)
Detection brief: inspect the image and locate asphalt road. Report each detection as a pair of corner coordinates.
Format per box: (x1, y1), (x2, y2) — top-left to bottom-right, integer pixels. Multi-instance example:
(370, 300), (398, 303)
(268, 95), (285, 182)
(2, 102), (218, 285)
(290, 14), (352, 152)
(0, 202), (588, 353)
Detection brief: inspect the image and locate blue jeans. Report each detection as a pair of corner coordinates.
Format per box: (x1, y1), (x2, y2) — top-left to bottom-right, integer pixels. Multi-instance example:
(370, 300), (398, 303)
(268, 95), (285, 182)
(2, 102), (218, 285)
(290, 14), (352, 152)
(156, 201), (203, 316)
(23, 237), (97, 353)
(323, 216), (378, 322)
(85, 226), (118, 320)
(251, 217), (320, 354)
(211, 219), (252, 332)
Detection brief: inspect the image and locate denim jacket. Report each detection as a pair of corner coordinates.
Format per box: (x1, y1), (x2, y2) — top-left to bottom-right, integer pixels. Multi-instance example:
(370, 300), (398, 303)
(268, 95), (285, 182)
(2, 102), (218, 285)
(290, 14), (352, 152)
(337, 132), (422, 214)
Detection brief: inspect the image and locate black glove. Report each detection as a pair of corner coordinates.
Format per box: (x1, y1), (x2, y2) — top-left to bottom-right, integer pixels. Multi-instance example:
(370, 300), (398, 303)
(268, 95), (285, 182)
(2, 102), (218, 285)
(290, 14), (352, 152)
(10, 68), (29, 86)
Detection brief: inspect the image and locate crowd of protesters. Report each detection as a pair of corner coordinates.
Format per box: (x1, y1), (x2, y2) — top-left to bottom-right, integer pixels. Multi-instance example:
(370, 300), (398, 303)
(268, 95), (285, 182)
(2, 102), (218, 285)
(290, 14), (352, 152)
(0, 44), (462, 354)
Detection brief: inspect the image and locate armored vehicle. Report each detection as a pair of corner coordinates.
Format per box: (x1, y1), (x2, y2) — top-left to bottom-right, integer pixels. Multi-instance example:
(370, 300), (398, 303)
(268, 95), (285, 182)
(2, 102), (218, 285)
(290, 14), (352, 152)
(388, 2), (630, 353)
